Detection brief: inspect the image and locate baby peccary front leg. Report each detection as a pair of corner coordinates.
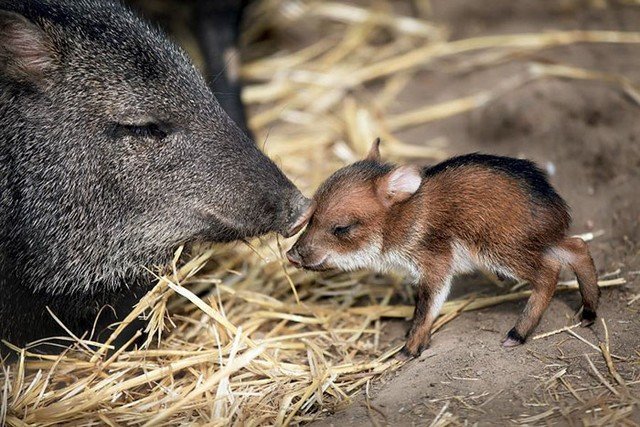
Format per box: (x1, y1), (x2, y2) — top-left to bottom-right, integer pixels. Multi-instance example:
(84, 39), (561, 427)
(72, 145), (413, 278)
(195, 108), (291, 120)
(399, 286), (432, 360)
(399, 274), (452, 360)
(503, 258), (561, 347)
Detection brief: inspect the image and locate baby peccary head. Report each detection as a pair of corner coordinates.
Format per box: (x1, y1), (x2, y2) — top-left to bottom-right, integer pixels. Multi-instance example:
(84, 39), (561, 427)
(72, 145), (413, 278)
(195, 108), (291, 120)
(287, 139), (421, 276)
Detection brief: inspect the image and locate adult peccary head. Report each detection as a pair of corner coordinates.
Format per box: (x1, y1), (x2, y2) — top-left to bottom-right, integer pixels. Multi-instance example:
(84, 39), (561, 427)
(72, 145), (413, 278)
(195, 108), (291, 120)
(0, 0), (313, 349)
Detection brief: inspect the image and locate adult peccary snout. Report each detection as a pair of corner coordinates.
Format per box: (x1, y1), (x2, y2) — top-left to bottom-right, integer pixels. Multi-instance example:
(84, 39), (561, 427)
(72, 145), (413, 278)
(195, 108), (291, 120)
(0, 0), (306, 351)
(283, 196), (316, 238)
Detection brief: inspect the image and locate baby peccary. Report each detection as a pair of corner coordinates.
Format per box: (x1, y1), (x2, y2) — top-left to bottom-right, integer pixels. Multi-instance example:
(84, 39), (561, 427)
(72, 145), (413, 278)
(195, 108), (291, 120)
(287, 140), (599, 359)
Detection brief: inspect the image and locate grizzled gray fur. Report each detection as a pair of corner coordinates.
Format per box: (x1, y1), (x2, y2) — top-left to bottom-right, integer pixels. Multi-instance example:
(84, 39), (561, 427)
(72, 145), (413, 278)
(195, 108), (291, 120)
(0, 0), (310, 351)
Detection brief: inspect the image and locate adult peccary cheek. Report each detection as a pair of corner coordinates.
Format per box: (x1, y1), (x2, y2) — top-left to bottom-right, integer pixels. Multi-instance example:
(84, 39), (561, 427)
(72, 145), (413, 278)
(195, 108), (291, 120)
(0, 0), (309, 351)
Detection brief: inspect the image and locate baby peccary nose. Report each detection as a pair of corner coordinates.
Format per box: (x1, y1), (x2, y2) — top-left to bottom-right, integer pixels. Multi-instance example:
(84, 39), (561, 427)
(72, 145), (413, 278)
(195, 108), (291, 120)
(283, 197), (316, 238)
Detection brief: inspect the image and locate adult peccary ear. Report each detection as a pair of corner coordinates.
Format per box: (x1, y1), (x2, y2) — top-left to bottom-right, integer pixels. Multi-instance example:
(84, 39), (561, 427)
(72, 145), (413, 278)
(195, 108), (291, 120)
(0, 11), (54, 84)
(377, 165), (422, 207)
(365, 137), (382, 161)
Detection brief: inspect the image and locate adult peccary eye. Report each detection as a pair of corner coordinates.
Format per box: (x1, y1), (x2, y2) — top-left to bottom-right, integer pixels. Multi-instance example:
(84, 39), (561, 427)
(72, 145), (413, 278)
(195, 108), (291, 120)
(108, 122), (169, 140)
(332, 223), (356, 237)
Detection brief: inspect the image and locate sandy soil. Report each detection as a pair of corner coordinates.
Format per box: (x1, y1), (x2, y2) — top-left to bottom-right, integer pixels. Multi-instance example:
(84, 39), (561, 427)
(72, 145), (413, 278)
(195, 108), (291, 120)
(309, 1), (640, 425)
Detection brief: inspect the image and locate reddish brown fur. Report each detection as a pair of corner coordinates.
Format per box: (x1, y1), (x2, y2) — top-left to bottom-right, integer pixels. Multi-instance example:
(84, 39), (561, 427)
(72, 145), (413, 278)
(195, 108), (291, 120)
(288, 142), (599, 358)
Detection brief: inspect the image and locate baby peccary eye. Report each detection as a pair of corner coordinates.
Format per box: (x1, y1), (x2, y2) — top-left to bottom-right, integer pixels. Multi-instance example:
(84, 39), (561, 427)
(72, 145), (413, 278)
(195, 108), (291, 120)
(110, 122), (169, 140)
(332, 223), (356, 237)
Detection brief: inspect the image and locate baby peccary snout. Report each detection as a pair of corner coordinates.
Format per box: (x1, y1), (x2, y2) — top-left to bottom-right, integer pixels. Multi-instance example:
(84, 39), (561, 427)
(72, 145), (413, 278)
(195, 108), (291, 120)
(288, 139), (600, 360)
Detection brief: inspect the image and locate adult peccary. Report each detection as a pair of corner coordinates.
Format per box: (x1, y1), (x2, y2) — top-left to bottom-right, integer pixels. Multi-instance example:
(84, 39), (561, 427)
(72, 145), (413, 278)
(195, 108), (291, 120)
(0, 0), (313, 352)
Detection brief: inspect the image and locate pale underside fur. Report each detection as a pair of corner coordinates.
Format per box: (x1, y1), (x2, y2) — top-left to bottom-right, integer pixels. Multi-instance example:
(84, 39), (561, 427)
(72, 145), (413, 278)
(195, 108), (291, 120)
(328, 238), (575, 310)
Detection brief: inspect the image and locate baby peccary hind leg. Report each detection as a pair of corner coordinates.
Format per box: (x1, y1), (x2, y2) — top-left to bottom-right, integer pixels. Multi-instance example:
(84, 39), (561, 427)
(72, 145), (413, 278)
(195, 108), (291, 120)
(503, 259), (561, 347)
(560, 237), (600, 326)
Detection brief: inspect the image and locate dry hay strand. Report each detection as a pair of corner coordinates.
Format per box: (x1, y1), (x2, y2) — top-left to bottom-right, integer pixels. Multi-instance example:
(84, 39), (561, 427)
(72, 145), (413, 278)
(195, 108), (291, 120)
(1, 236), (628, 426)
(515, 319), (640, 426)
(2, 0), (640, 425)
(0, 245), (628, 425)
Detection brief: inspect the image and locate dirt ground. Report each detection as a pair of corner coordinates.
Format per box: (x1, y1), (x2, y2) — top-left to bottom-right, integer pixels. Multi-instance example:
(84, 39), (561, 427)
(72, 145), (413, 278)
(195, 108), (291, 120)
(305, 1), (640, 425)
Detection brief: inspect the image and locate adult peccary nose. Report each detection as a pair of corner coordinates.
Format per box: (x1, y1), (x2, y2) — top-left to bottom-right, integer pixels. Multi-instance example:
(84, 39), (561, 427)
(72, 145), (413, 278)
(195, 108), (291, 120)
(286, 246), (303, 267)
(282, 195), (316, 238)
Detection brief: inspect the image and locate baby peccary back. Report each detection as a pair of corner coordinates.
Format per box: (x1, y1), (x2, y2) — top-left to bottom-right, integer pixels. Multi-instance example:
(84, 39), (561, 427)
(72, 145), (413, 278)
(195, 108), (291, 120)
(288, 140), (599, 359)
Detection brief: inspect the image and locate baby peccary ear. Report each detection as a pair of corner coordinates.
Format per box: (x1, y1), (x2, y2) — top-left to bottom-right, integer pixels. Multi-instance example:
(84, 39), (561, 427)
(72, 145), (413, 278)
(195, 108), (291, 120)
(365, 138), (382, 161)
(0, 11), (54, 84)
(378, 165), (422, 207)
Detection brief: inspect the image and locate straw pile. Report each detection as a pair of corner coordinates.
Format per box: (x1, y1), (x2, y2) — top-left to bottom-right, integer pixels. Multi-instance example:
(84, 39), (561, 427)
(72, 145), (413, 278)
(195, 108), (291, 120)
(1, 1), (638, 425)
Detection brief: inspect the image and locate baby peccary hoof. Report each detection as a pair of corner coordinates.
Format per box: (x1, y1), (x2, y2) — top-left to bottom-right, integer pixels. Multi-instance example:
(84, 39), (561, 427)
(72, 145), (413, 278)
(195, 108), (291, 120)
(396, 344), (425, 361)
(580, 308), (597, 327)
(502, 328), (526, 348)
